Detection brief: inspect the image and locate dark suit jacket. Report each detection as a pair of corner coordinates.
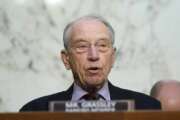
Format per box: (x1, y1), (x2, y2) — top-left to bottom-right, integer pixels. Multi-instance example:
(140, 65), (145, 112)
(20, 82), (161, 111)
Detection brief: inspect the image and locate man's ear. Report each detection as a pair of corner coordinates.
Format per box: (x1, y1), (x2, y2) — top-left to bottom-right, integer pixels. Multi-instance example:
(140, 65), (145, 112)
(61, 50), (71, 70)
(112, 47), (116, 66)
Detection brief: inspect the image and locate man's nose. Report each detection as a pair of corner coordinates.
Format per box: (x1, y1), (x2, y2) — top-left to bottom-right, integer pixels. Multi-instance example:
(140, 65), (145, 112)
(87, 45), (100, 61)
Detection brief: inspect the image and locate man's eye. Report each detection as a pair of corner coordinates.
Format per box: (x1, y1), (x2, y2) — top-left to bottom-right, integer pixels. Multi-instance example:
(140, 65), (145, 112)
(74, 44), (89, 52)
(99, 44), (107, 47)
(77, 45), (88, 48)
(96, 43), (110, 52)
(97, 43), (108, 48)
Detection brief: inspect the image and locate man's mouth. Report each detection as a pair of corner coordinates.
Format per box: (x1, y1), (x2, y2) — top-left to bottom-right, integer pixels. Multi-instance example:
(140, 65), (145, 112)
(87, 67), (101, 74)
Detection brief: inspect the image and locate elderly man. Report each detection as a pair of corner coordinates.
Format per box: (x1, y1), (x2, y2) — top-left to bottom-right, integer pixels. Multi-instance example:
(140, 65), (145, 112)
(150, 80), (180, 111)
(20, 15), (161, 111)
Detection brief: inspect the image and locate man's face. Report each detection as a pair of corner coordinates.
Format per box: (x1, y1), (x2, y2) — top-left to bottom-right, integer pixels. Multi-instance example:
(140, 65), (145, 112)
(61, 19), (115, 91)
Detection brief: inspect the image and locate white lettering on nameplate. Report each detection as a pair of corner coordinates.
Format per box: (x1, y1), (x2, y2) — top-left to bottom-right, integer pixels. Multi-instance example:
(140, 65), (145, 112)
(65, 101), (116, 112)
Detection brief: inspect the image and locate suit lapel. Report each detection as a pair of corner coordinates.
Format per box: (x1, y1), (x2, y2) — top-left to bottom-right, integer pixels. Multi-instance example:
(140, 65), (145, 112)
(60, 84), (74, 100)
(108, 81), (124, 100)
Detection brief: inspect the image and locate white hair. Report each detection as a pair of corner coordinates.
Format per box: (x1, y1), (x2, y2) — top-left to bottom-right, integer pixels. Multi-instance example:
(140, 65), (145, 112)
(63, 15), (115, 50)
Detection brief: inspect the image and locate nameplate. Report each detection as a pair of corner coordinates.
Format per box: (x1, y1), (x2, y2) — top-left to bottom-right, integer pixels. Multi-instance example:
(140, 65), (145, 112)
(49, 100), (134, 112)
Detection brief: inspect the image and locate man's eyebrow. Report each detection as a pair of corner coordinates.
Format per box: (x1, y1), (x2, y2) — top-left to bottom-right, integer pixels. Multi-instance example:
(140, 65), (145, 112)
(98, 38), (109, 41)
(97, 38), (112, 43)
(73, 39), (89, 44)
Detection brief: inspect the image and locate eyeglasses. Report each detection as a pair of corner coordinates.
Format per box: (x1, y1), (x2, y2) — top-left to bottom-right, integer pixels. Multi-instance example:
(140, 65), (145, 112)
(70, 40), (113, 53)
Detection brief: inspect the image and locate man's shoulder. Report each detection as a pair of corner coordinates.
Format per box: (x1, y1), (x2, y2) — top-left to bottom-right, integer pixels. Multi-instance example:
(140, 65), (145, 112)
(109, 83), (161, 109)
(19, 89), (72, 112)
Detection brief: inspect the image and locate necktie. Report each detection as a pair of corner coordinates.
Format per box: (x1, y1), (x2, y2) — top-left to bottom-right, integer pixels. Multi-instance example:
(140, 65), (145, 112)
(80, 93), (104, 100)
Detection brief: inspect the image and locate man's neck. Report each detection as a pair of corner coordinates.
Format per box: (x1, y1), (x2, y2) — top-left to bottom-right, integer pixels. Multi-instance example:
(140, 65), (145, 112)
(75, 81), (107, 93)
(71, 81), (111, 101)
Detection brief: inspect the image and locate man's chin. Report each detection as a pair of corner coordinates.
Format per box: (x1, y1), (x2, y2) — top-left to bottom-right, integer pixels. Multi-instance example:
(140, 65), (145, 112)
(86, 79), (103, 86)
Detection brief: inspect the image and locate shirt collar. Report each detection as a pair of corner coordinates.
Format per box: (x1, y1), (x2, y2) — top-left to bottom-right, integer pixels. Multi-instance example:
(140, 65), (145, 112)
(71, 82), (111, 101)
